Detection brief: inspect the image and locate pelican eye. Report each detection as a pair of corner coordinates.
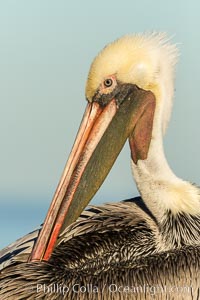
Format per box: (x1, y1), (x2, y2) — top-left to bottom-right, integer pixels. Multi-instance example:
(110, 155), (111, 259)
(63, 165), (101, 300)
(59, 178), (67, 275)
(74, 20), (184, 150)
(104, 78), (113, 87)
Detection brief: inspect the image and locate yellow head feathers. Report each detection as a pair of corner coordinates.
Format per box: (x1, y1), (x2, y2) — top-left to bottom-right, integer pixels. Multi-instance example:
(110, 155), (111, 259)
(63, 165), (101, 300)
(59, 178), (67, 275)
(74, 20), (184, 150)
(86, 33), (178, 102)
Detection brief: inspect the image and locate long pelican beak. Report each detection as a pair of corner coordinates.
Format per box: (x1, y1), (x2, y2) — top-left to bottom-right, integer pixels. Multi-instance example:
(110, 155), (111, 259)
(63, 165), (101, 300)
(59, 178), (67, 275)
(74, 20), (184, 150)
(29, 84), (155, 262)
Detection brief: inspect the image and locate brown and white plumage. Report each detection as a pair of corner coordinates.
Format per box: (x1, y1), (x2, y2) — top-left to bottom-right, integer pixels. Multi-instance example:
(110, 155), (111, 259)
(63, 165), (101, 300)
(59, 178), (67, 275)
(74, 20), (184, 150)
(0, 33), (200, 299)
(1, 198), (200, 299)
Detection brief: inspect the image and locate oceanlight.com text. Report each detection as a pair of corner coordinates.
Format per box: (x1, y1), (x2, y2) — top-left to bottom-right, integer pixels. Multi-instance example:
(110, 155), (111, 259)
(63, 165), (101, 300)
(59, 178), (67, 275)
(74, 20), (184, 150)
(35, 283), (193, 296)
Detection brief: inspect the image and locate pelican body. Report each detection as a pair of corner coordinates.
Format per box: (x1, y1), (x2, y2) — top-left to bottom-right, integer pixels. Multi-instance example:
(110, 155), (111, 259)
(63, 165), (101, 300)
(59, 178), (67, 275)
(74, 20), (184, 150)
(0, 33), (200, 299)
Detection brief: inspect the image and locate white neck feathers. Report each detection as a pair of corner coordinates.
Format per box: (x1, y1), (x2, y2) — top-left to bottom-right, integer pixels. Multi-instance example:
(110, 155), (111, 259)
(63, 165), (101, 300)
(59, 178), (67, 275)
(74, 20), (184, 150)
(131, 79), (200, 218)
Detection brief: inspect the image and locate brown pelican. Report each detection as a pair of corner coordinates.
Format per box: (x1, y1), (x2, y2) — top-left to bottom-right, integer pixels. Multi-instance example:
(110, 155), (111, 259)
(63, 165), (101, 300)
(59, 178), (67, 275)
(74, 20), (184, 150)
(0, 33), (200, 299)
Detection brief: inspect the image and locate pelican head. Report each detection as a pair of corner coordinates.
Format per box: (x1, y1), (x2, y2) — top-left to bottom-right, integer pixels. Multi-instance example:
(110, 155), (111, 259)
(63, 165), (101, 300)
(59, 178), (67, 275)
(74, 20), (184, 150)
(29, 33), (199, 262)
(86, 33), (178, 134)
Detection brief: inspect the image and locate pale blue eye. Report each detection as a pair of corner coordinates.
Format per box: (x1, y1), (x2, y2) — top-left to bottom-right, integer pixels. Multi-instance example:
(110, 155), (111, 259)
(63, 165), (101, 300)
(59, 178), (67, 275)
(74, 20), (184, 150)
(104, 78), (113, 87)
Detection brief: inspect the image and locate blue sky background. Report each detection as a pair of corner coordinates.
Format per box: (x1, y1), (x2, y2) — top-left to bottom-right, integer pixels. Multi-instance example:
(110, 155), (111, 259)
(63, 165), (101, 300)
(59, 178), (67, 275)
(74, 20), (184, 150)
(0, 1), (200, 248)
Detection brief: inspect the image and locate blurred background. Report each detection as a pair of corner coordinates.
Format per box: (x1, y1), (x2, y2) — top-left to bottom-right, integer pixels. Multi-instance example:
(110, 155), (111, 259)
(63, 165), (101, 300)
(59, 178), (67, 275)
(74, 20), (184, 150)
(0, 1), (200, 248)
